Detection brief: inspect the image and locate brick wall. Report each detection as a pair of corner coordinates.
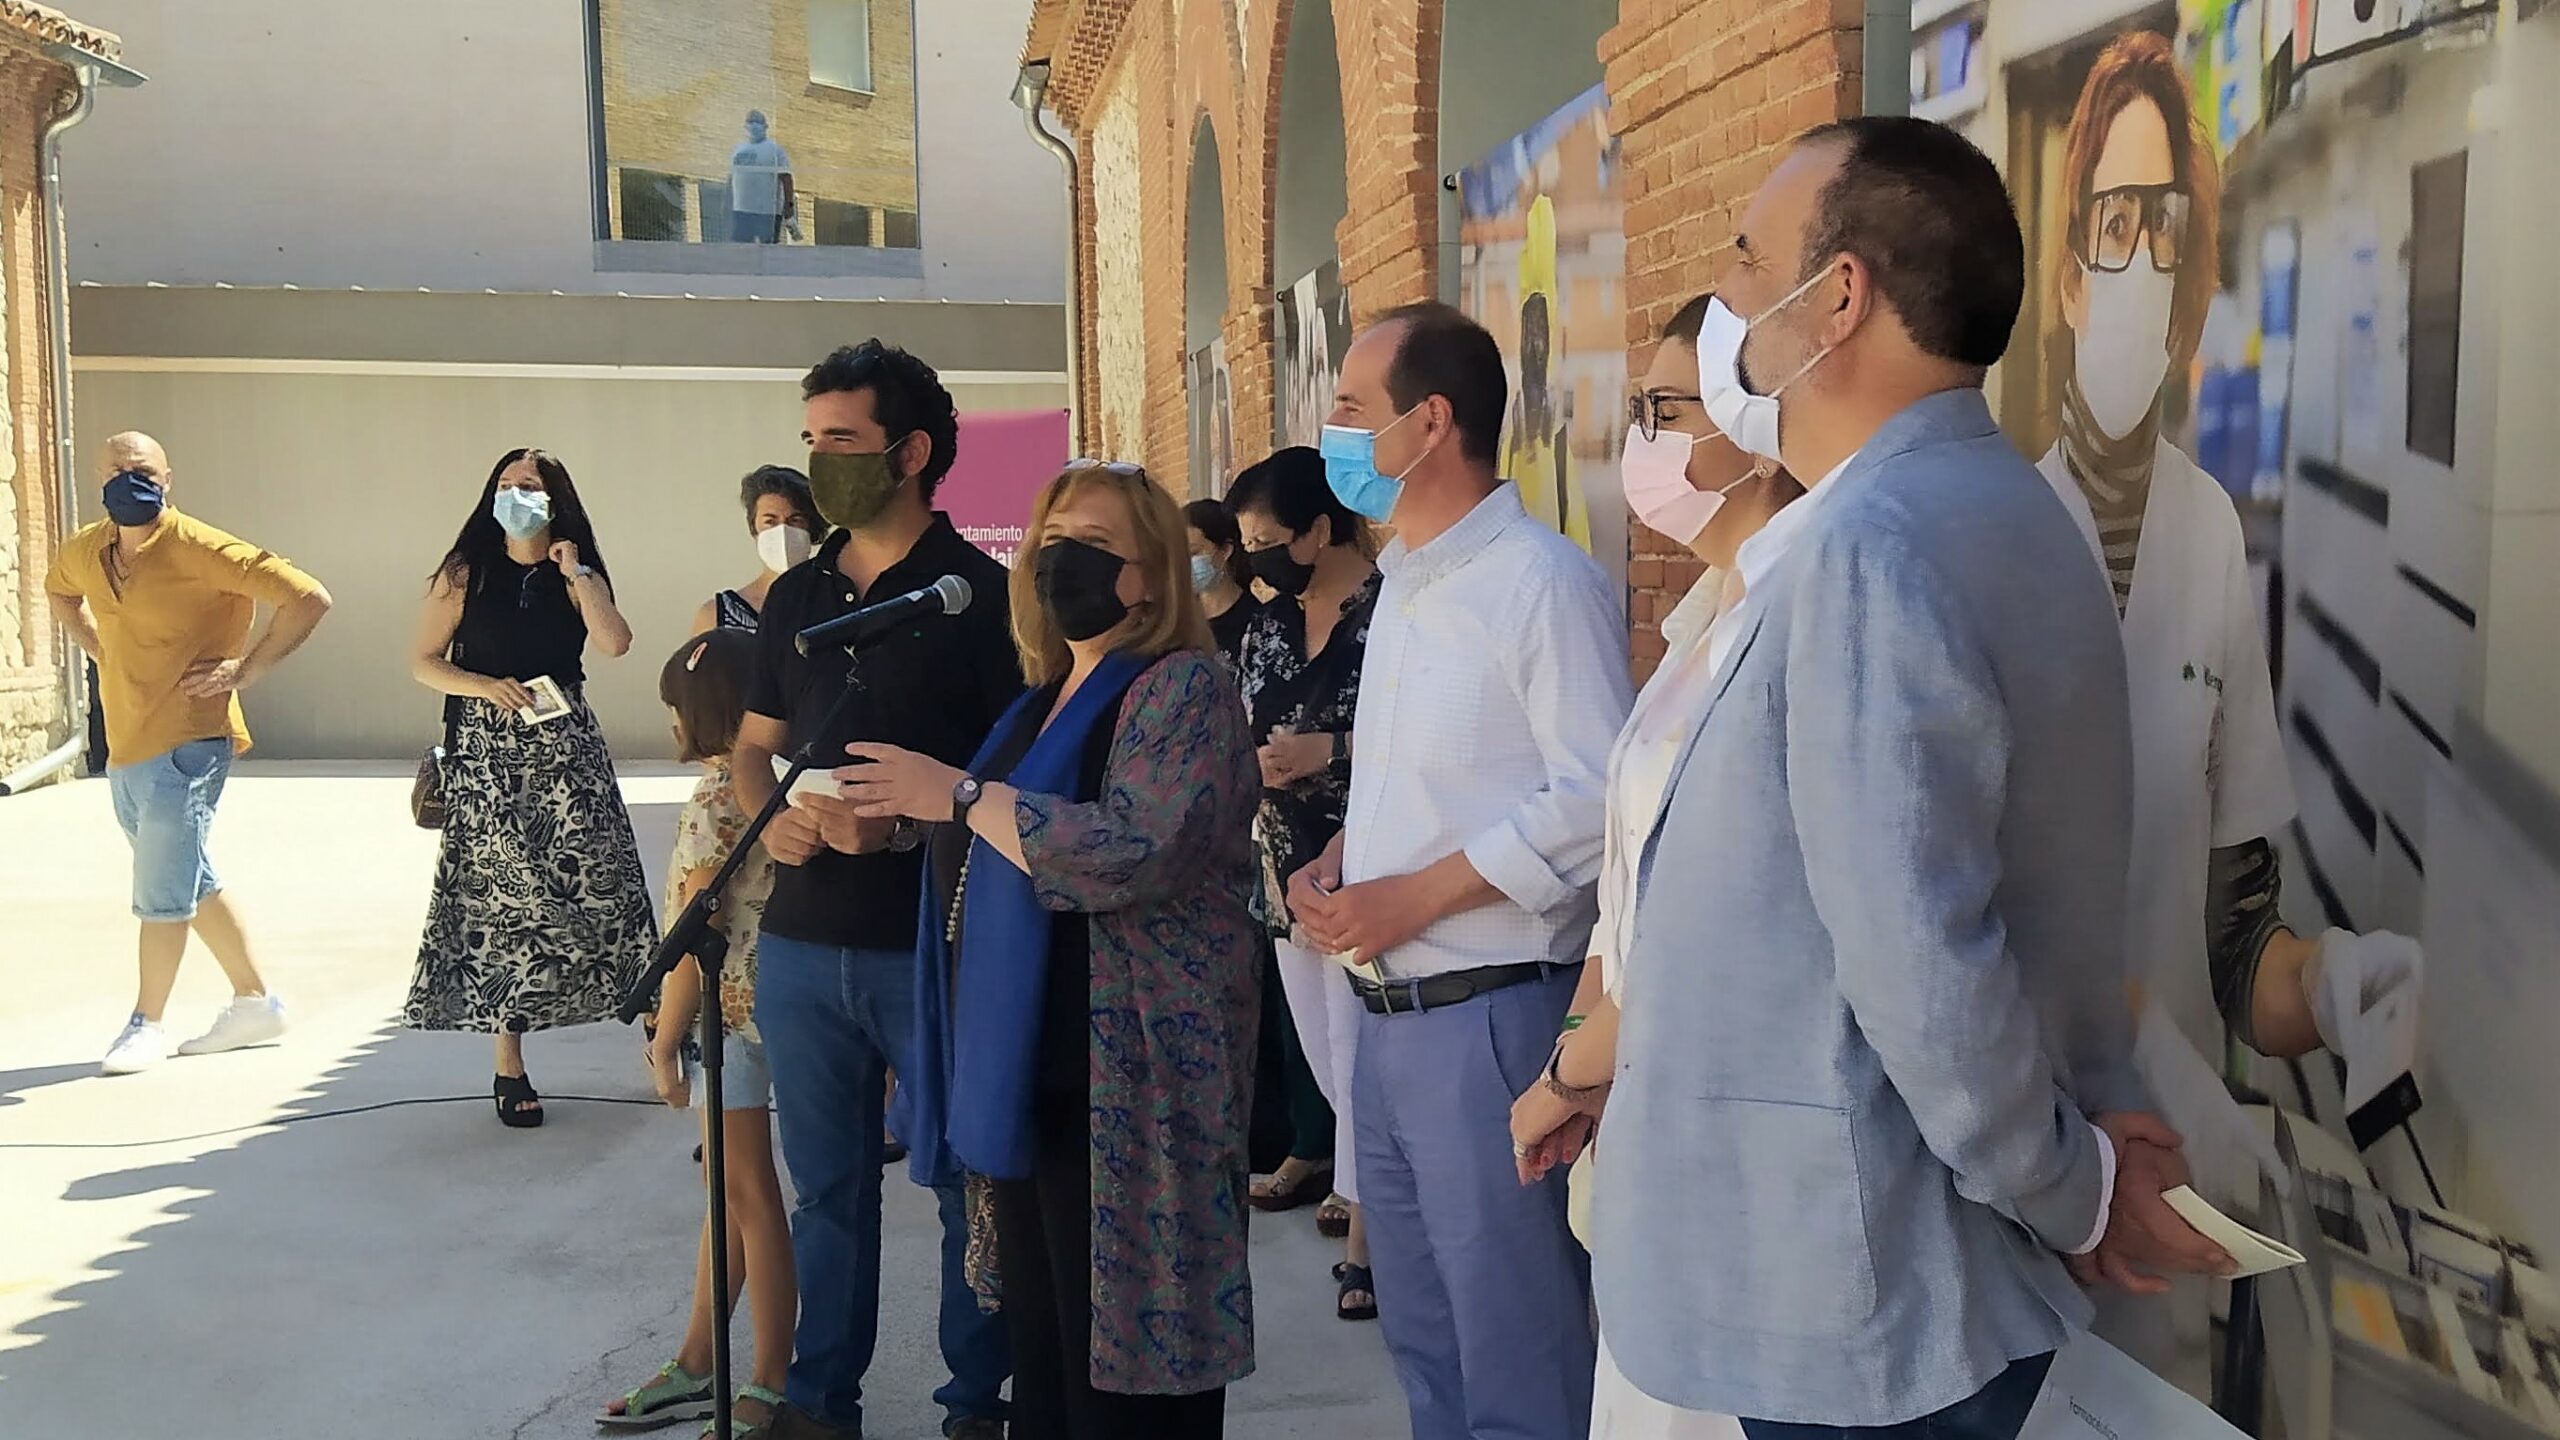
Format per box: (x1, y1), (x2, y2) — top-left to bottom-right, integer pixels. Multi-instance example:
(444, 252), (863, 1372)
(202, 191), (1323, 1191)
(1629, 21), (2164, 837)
(1088, 63), (1149, 460)
(1606, 0), (1862, 676)
(0, 47), (78, 773)
(1033, 0), (1865, 672)
(599, 0), (920, 242)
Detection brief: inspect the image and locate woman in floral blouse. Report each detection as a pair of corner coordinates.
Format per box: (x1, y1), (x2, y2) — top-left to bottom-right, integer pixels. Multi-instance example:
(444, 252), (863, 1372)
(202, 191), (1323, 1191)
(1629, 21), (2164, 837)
(1227, 446), (1383, 1320)
(841, 459), (1261, 1439)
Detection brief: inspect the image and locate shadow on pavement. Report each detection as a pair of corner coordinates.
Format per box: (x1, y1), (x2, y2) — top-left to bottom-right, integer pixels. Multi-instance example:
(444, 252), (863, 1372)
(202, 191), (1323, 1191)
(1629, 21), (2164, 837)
(0, 1064), (93, 1109)
(0, 1016), (712, 1440)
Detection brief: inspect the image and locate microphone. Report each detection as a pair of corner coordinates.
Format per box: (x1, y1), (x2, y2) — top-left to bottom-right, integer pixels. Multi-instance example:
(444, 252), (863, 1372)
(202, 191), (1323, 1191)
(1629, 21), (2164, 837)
(796, 573), (972, 655)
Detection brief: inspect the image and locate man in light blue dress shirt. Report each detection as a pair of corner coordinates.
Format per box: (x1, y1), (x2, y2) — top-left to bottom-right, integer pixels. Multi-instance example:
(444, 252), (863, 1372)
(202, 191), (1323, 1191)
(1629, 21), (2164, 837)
(1291, 303), (1632, 1440)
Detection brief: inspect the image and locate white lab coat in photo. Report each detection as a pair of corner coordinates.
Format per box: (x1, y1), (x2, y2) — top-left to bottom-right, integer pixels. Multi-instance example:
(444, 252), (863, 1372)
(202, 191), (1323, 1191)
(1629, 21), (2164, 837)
(2036, 439), (2297, 1393)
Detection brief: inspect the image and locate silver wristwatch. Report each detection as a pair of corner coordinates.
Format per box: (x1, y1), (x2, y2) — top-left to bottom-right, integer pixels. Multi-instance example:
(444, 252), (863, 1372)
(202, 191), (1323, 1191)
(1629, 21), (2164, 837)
(950, 775), (985, 826)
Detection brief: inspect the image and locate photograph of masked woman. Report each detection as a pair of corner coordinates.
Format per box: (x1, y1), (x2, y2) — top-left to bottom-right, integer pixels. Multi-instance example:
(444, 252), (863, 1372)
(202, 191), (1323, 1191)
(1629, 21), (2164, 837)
(2043, 29), (2422, 1393)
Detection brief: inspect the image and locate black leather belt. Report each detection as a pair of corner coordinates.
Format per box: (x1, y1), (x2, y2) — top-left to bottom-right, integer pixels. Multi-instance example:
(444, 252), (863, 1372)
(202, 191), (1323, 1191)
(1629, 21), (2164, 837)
(1347, 960), (1566, 1015)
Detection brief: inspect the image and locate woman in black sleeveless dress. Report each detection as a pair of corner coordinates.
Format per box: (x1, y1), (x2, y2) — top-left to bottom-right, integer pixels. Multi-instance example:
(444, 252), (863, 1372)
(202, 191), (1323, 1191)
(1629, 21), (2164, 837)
(695, 465), (820, 635)
(405, 448), (656, 1126)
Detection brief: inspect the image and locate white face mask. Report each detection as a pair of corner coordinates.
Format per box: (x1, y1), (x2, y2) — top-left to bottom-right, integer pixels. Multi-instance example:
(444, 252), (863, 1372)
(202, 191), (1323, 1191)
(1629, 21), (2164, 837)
(1696, 265), (1840, 464)
(1619, 424), (1756, 546)
(756, 522), (813, 574)
(2072, 261), (2177, 440)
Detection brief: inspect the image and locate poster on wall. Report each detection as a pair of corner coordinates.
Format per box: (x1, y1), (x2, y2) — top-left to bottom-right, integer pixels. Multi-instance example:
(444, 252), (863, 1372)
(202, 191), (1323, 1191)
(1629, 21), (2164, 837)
(587, 0), (921, 252)
(1276, 262), (1349, 452)
(1187, 340), (1235, 498)
(2007, 22), (2232, 525)
(1455, 83), (1628, 603)
(941, 409), (1069, 567)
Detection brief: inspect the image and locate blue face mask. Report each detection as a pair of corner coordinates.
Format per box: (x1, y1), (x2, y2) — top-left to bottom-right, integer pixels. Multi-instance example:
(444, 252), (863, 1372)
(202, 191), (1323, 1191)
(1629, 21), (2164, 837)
(102, 469), (166, 527)
(1320, 407), (1426, 523)
(492, 486), (551, 540)
(1190, 555), (1222, 593)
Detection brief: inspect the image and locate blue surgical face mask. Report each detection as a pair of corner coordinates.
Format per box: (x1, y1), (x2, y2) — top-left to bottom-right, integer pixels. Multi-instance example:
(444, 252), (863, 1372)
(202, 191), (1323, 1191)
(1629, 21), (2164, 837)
(101, 469), (166, 527)
(492, 486), (551, 540)
(1320, 406), (1427, 523)
(1190, 555), (1222, 593)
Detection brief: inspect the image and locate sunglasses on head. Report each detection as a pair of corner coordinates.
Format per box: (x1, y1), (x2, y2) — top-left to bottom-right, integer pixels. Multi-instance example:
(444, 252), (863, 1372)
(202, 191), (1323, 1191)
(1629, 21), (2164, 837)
(1063, 458), (1147, 478)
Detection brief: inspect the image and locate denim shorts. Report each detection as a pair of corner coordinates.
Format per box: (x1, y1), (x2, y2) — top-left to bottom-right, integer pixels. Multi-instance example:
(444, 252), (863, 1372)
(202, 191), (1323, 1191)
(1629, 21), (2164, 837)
(107, 736), (232, 922)
(687, 1030), (773, 1111)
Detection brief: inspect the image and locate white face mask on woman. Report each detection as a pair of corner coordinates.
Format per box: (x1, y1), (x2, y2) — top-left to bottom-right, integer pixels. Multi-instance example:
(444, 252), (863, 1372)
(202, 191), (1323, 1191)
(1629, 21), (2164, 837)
(2073, 260), (2177, 439)
(756, 523), (813, 575)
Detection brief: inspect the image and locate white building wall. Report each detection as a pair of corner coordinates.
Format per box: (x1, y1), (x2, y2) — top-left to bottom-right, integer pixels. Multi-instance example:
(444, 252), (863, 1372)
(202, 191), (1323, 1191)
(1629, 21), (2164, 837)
(53, 0), (1064, 303)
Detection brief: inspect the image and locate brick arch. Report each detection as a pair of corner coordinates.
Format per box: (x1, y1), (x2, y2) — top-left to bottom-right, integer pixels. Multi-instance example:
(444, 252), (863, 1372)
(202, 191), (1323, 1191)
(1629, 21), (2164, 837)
(1173, 0), (1281, 474)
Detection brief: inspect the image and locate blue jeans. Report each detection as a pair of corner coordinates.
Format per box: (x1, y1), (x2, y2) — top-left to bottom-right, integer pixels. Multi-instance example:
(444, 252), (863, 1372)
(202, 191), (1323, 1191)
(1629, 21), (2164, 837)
(107, 736), (231, 921)
(755, 933), (1010, 1432)
(1739, 1353), (2056, 1440)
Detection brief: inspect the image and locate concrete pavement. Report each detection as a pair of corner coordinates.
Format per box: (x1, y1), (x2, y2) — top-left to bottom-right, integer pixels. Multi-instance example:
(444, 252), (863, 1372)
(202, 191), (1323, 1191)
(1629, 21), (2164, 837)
(0, 764), (1404, 1438)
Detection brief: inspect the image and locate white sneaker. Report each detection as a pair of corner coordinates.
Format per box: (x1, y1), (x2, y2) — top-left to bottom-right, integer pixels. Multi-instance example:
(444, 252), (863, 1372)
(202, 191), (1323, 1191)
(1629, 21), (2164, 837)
(177, 993), (289, 1056)
(101, 1015), (170, 1075)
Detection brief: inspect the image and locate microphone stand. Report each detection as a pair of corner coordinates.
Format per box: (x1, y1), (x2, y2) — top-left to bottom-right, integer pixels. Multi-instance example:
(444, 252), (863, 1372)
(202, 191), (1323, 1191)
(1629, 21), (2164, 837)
(617, 646), (876, 1440)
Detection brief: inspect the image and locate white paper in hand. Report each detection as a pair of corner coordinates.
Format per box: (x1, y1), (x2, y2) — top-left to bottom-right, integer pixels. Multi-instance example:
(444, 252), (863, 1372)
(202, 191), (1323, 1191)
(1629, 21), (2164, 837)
(2159, 1185), (2306, 1279)
(770, 753), (843, 808)
(2341, 978), (2421, 1116)
(517, 675), (571, 725)
(2019, 1330), (2251, 1440)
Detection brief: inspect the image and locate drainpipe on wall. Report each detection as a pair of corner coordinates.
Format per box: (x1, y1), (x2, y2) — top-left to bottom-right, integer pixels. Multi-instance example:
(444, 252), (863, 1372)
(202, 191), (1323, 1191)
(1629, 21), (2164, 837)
(1011, 60), (1084, 455)
(1863, 0), (1913, 118)
(1, 46), (146, 798)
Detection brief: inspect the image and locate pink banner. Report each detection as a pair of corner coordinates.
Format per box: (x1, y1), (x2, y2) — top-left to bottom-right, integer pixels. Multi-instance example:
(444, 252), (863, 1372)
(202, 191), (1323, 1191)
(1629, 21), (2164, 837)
(942, 408), (1069, 567)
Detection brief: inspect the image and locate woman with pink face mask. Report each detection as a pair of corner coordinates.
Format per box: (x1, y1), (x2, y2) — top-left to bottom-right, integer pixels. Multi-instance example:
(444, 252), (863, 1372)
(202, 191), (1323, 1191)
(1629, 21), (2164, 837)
(1507, 294), (1800, 1440)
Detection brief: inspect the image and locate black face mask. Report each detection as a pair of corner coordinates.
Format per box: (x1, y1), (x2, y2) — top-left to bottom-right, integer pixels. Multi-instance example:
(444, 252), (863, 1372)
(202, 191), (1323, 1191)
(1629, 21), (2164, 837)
(1245, 537), (1316, 598)
(1034, 537), (1131, 642)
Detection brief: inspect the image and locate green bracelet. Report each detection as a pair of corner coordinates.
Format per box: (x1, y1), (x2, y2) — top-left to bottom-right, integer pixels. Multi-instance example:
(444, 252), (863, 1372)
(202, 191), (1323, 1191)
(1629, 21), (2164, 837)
(1558, 1013), (1586, 1033)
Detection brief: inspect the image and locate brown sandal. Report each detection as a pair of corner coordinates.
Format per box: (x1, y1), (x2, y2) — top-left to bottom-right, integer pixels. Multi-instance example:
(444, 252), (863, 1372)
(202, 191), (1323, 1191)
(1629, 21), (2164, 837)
(1249, 1157), (1333, 1212)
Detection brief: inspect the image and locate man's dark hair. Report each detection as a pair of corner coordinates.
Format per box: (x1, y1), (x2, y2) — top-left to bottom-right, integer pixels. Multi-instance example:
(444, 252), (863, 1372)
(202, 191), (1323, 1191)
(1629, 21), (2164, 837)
(802, 340), (961, 499)
(1796, 116), (2025, 369)
(1379, 302), (1507, 466)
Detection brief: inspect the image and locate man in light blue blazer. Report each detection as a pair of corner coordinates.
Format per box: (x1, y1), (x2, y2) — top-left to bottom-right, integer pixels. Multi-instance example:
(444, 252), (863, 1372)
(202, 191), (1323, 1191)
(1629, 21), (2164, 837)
(1594, 118), (2232, 1439)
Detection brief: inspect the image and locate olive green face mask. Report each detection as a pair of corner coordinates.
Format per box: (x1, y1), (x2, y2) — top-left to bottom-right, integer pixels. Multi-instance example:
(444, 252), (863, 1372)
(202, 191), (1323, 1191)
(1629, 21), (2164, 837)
(808, 446), (906, 531)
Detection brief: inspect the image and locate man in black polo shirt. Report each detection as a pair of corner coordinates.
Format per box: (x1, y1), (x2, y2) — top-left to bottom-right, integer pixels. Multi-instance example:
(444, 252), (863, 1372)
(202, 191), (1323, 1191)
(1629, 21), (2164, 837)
(735, 341), (1018, 1440)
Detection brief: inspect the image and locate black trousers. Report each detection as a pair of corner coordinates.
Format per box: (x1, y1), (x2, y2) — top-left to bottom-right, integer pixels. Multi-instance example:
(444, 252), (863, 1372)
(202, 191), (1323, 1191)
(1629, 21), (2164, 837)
(991, 1087), (1228, 1440)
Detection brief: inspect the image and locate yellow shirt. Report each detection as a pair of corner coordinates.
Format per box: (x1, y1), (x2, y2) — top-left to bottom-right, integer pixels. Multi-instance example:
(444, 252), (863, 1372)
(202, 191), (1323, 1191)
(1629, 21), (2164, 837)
(44, 509), (324, 767)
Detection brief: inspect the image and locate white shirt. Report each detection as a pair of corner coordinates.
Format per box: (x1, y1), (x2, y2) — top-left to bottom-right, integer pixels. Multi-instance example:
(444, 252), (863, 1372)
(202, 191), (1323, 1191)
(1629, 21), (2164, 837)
(728, 138), (792, 215)
(1594, 464), (1852, 997)
(1596, 570), (1730, 997)
(2037, 440), (2295, 1208)
(1342, 483), (1632, 978)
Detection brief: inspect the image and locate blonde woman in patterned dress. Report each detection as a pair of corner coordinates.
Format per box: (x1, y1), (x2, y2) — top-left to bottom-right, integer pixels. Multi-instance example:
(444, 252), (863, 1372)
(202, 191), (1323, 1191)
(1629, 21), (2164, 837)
(600, 628), (794, 1439)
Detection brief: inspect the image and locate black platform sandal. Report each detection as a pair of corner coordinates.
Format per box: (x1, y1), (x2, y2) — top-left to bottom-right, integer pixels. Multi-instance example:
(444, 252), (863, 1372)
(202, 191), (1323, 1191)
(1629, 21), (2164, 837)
(1333, 1261), (1378, 1322)
(494, 1071), (545, 1128)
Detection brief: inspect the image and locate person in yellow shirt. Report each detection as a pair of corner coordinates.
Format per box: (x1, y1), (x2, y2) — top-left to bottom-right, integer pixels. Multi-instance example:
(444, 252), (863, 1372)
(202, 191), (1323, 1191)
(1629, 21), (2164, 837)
(44, 431), (332, 1075)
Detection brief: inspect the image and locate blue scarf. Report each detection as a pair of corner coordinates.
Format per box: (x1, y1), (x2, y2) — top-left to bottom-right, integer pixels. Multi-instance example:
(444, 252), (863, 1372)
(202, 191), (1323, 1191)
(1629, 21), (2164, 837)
(897, 651), (1146, 1185)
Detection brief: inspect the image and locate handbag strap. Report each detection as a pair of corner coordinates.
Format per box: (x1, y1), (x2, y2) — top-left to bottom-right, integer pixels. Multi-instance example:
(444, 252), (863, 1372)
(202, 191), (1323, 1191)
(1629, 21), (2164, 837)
(439, 635), (464, 752)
